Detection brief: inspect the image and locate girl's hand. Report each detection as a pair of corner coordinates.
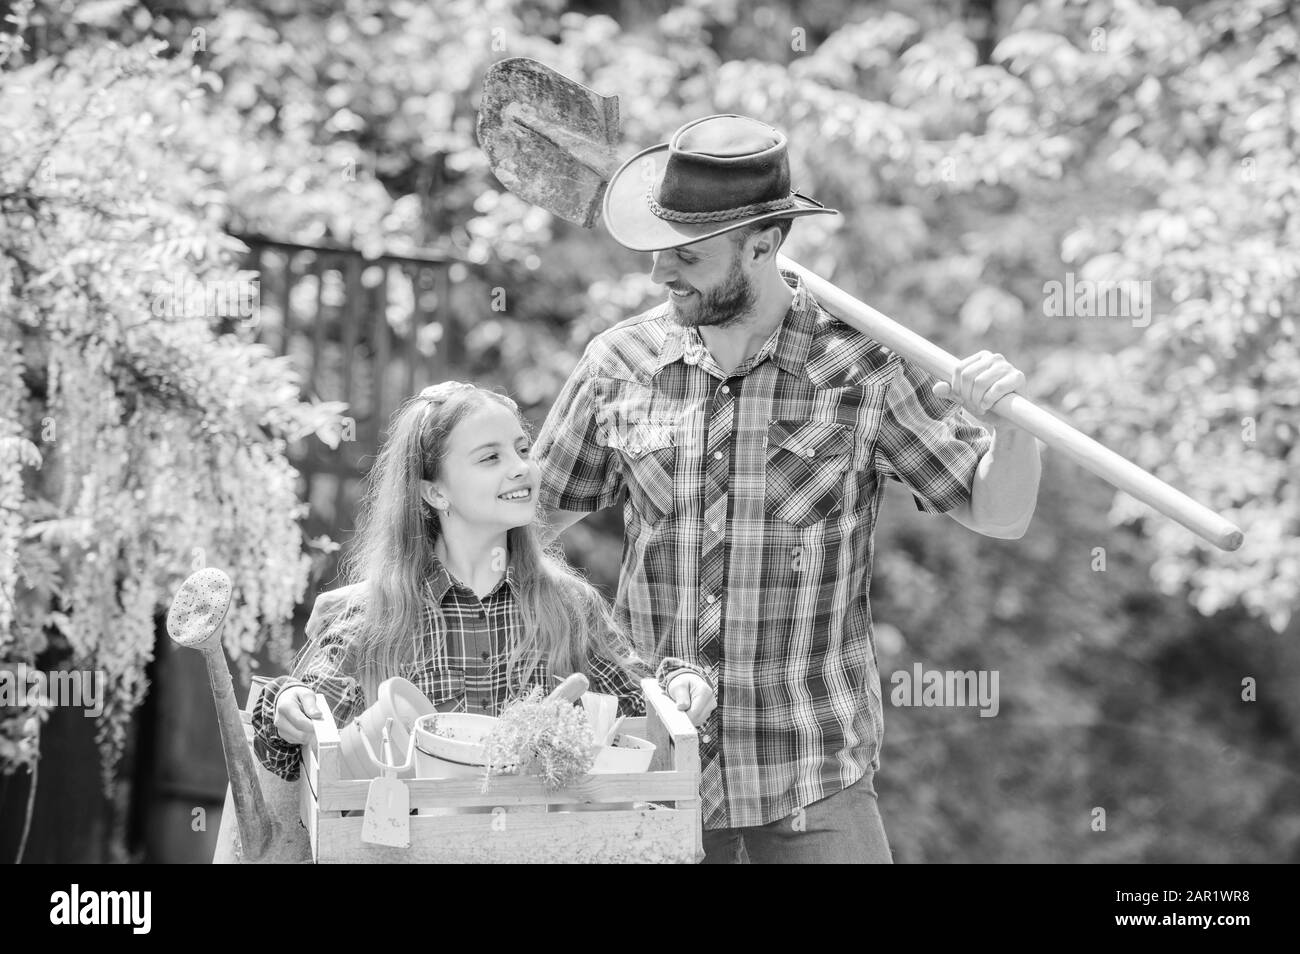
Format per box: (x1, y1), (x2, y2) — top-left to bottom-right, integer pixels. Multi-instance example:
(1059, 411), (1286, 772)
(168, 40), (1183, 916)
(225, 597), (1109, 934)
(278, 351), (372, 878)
(666, 672), (716, 726)
(274, 685), (324, 745)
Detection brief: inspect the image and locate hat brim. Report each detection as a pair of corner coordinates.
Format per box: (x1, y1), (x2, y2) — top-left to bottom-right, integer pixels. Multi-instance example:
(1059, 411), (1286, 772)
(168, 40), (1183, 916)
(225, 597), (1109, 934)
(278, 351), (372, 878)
(601, 143), (838, 252)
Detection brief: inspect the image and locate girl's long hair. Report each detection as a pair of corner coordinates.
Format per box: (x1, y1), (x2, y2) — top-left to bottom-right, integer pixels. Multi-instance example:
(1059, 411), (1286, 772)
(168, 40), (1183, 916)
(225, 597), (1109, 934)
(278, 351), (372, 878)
(336, 381), (626, 702)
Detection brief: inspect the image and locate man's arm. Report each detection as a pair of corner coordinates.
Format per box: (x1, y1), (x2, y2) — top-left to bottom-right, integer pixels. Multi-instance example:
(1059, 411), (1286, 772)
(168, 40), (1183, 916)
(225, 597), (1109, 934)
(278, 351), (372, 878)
(945, 424), (1041, 539)
(935, 351), (1041, 539)
(531, 345), (625, 533)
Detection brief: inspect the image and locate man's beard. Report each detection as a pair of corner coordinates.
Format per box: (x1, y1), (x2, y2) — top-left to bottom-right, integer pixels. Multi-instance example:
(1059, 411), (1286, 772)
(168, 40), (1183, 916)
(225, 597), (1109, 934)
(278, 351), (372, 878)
(668, 252), (755, 329)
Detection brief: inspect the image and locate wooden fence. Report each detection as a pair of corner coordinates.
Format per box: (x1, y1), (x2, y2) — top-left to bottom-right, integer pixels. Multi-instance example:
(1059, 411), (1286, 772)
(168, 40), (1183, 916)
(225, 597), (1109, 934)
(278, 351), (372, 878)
(236, 234), (475, 584)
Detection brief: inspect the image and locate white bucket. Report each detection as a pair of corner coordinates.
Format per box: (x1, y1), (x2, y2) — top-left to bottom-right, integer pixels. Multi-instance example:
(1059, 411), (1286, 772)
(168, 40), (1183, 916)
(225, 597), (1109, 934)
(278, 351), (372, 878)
(413, 712), (498, 779)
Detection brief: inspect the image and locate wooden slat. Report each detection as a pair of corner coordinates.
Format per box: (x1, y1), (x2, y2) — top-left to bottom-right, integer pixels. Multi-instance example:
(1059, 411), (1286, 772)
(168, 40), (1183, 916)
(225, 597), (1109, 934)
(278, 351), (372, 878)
(642, 678), (699, 777)
(300, 700), (338, 862)
(276, 249), (293, 357)
(299, 757), (319, 858)
(247, 245), (262, 341)
(317, 806), (696, 864)
(372, 264), (391, 438)
(403, 264), (419, 398)
(642, 677), (703, 860)
(310, 694), (341, 745)
(317, 770), (698, 813)
(340, 255), (361, 402)
(310, 254), (328, 394)
(234, 233), (454, 268)
(333, 256), (364, 532)
(433, 263), (452, 379)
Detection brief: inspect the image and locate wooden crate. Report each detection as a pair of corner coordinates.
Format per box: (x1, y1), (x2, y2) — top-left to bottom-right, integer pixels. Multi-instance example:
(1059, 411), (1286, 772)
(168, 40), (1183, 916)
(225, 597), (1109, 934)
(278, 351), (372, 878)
(297, 677), (702, 863)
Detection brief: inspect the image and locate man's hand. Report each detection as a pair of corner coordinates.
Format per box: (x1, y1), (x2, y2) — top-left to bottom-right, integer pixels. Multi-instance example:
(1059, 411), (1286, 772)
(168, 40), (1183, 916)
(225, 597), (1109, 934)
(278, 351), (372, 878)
(666, 671), (717, 726)
(274, 685), (324, 745)
(933, 350), (1026, 425)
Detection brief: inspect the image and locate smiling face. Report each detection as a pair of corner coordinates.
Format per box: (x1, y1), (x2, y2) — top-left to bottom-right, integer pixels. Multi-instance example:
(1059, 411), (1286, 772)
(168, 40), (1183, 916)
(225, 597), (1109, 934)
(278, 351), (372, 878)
(422, 401), (539, 532)
(649, 231), (757, 329)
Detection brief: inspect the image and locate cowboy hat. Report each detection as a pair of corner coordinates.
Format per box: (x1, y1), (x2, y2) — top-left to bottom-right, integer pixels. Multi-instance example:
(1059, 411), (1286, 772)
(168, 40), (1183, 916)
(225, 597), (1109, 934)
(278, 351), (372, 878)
(602, 114), (838, 252)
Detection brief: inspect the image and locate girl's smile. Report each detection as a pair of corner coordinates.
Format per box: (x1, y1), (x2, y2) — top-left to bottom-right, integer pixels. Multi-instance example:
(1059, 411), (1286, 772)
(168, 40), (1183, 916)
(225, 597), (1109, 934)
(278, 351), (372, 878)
(427, 403), (541, 530)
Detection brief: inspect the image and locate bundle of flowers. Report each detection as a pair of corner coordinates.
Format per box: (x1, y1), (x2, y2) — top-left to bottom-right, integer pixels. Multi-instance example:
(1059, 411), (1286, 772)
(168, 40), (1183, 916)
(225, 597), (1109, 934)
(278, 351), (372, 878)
(481, 687), (595, 791)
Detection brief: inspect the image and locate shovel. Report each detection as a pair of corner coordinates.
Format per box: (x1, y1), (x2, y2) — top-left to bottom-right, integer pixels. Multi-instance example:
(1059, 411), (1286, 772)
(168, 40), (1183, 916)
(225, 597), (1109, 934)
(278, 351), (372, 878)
(360, 718), (410, 848)
(477, 57), (1244, 552)
(545, 672), (590, 704)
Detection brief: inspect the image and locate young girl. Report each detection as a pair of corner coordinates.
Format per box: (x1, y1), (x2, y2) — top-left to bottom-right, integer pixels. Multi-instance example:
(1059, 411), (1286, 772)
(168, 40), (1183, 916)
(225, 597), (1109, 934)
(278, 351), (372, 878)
(253, 381), (654, 780)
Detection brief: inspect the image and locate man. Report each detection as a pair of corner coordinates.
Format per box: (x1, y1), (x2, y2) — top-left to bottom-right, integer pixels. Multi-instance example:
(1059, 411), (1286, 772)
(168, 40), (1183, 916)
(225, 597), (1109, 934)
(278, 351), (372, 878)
(533, 114), (1041, 863)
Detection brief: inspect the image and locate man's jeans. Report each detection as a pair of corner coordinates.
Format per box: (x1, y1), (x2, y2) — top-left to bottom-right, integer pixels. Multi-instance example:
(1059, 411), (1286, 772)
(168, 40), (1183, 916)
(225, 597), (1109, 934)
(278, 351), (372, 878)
(701, 770), (894, 864)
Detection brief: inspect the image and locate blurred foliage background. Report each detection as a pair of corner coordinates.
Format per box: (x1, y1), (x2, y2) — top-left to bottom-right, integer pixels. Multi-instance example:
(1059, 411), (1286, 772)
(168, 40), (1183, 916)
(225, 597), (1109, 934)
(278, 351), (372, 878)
(1, 0), (1297, 862)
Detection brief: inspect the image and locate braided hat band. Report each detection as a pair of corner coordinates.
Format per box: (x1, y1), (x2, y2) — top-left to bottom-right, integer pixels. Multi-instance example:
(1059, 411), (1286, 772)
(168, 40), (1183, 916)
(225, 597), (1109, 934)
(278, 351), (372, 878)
(645, 189), (798, 224)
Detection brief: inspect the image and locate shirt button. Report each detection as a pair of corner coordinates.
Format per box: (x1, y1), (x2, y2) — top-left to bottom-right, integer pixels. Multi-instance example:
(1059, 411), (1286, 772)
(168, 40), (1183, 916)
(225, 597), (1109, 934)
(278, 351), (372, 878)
(706, 594), (717, 604)
(806, 448), (816, 458)
(710, 522), (720, 532)
(720, 385), (730, 395)
(713, 450), (723, 460)
(481, 698), (491, 710)
(480, 651), (489, 661)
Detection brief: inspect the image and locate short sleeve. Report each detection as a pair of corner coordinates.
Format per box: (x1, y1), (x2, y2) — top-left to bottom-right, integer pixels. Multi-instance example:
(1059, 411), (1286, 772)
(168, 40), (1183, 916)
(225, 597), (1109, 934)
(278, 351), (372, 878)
(533, 347), (624, 513)
(873, 358), (994, 514)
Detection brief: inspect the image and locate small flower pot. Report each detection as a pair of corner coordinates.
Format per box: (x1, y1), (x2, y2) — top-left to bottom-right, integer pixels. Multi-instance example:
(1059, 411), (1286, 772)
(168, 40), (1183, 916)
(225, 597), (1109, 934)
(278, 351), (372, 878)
(554, 735), (657, 813)
(589, 734), (656, 774)
(413, 712), (499, 779)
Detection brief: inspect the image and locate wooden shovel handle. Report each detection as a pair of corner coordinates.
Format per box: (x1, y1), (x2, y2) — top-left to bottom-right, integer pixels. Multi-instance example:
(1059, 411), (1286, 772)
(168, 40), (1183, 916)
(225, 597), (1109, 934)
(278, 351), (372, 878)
(546, 672), (590, 704)
(780, 256), (1244, 552)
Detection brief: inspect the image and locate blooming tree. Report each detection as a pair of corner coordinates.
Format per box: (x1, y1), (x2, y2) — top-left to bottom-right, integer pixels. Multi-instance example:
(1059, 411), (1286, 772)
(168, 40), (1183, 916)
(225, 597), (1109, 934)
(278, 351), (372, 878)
(0, 26), (348, 786)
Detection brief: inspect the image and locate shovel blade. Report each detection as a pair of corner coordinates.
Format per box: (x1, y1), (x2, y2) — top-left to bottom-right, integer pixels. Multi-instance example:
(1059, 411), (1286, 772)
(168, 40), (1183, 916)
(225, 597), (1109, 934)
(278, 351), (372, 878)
(477, 57), (620, 228)
(361, 776), (410, 848)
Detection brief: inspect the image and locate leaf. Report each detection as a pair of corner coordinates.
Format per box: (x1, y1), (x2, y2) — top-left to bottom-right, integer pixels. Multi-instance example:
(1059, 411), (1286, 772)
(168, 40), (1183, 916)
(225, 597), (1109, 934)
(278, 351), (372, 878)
(0, 437), (42, 469)
(71, 0), (136, 28)
(22, 518), (94, 547)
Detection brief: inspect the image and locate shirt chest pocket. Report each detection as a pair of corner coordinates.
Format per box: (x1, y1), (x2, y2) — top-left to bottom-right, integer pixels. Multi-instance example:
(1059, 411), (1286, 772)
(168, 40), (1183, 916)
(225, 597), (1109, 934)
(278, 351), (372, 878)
(610, 418), (677, 525)
(764, 419), (854, 528)
(404, 667), (466, 712)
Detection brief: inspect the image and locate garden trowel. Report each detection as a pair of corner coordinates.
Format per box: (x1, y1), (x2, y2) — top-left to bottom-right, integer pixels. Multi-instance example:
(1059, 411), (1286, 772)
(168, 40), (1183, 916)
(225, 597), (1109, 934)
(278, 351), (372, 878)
(360, 718), (410, 848)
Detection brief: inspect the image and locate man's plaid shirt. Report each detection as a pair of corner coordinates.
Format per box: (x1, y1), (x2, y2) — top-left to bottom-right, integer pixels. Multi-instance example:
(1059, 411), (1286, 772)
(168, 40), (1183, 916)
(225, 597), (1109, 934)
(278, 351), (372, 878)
(533, 270), (994, 830)
(252, 554), (650, 781)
